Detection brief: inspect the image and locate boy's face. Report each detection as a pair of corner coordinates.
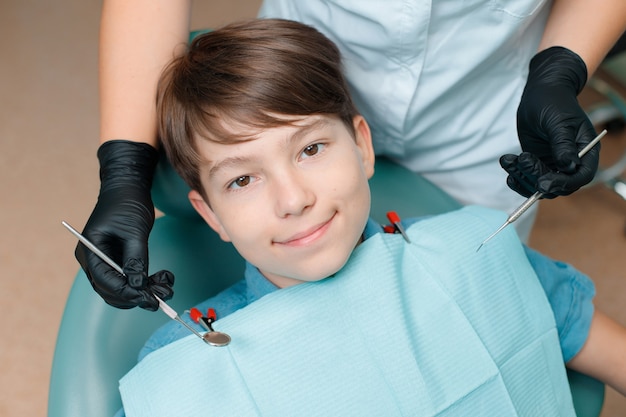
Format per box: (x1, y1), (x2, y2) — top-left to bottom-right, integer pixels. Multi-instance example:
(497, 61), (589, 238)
(189, 114), (375, 288)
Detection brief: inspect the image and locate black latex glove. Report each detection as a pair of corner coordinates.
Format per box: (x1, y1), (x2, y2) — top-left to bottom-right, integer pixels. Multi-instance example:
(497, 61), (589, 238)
(501, 46), (600, 199)
(75, 140), (174, 310)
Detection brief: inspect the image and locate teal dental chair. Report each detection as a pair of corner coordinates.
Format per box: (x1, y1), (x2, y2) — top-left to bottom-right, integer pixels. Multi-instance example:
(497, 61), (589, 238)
(48, 155), (605, 417)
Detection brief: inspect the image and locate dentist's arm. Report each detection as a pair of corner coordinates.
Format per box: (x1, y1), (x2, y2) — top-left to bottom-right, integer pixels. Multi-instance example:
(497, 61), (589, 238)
(501, 0), (626, 198)
(539, 0), (626, 75)
(75, 1), (191, 310)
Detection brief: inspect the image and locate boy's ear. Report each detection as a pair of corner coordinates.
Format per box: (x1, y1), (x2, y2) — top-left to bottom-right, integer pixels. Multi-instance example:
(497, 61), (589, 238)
(188, 190), (232, 242)
(353, 115), (375, 179)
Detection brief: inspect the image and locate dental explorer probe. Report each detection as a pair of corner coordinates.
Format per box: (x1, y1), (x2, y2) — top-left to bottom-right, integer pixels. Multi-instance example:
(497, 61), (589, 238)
(477, 129), (607, 252)
(61, 221), (209, 344)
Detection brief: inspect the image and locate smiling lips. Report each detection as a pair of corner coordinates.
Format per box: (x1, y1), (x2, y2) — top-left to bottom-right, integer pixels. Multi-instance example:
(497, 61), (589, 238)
(275, 214), (335, 247)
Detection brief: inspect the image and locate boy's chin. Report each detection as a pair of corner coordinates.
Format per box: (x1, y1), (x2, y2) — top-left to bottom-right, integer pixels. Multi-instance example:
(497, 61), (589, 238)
(305, 262), (348, 282)
(266, 264), (346, 288)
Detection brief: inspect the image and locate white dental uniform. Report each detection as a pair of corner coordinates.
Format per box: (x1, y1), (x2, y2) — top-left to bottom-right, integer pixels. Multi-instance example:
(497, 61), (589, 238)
(258, 0), (552, 241)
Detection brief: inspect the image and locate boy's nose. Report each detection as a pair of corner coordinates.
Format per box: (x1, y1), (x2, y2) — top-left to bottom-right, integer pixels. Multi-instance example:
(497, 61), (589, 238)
(273, 172), (315, 217)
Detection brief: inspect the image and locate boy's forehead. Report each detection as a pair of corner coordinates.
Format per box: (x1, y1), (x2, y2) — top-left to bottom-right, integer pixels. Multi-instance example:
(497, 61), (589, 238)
(218, 113), (331, 138)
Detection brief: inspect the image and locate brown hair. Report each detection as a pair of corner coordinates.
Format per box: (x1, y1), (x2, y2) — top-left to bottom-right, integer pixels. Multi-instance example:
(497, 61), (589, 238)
(157, 18), (359, 194)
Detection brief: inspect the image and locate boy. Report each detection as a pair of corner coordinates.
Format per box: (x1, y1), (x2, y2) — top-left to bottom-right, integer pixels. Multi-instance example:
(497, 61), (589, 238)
(119, 19), (626, 416)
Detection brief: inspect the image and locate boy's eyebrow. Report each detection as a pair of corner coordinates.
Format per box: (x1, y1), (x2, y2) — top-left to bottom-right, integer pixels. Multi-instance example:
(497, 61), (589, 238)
(208, 155), (254, 179)
(287, 117), (330, 144)
(208, 117), (331, 179)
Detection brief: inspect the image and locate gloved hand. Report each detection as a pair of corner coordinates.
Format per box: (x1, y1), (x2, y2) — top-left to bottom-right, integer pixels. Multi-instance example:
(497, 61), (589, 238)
(75, 140), (174, 310)
(500, 46), (600, 199)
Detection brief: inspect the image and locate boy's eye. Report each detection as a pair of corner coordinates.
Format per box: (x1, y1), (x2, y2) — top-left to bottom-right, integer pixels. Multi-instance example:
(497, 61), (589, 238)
(301, 143), (325, 159)
(229, 176), (252, 189)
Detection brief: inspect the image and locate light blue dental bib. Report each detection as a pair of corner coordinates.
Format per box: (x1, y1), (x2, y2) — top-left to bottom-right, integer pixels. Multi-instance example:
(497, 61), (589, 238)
(120, 206), (575, 416)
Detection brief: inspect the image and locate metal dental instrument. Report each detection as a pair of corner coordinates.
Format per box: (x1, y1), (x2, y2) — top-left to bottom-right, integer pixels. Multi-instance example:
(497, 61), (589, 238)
(61, 220), (211, 345)
(477, 129), (607, 252)
(386, 211), (411, 243)
(189, 307), (232, 347)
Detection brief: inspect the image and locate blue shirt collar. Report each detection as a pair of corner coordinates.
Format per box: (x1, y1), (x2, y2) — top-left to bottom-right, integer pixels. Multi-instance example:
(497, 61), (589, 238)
(244, 262), (279, 304)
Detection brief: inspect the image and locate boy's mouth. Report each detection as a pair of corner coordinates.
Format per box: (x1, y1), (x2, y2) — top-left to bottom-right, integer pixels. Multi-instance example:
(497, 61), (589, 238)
(274, 213), (336, 247)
